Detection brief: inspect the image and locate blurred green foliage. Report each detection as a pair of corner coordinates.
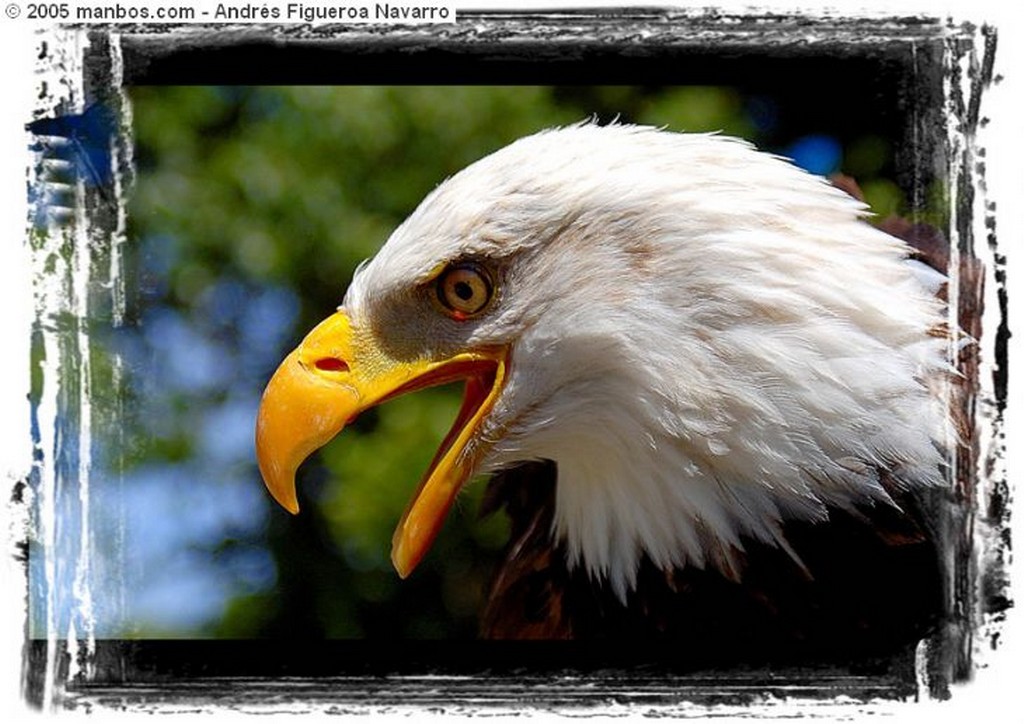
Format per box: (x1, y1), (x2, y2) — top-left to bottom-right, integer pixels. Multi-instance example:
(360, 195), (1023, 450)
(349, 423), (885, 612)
(125, 85), (920, 639)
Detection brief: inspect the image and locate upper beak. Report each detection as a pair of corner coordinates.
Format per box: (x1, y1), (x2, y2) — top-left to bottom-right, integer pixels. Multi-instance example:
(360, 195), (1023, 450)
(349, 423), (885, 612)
(255, 309), (508, 578)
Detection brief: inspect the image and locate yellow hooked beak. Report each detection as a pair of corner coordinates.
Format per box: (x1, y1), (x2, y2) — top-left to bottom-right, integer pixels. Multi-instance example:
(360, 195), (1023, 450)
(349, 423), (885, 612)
(255, 310), (508, 578)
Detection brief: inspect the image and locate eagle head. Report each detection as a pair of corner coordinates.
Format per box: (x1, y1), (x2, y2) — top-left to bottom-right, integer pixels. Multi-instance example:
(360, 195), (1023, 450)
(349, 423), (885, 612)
(255, 124), (950, 601)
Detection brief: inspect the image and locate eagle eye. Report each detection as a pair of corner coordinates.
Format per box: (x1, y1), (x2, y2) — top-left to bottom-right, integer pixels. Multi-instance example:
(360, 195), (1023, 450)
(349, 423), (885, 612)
(436, 262), (493, 318)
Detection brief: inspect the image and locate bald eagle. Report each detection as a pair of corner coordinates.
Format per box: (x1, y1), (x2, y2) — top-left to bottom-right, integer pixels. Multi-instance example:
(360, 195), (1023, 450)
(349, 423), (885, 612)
(256, 124), (951, 655)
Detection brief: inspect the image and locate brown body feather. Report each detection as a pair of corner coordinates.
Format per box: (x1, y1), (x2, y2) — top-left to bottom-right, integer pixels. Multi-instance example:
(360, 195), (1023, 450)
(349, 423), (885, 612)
(480, 460), (943, 663)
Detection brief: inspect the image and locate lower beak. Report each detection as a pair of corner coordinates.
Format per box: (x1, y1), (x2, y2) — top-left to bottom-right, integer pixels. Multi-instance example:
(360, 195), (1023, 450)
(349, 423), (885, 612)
(255, 310), (507, 578)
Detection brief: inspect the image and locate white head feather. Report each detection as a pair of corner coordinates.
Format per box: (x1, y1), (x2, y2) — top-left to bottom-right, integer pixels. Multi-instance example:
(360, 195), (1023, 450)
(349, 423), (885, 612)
(345, 124), (951, 601)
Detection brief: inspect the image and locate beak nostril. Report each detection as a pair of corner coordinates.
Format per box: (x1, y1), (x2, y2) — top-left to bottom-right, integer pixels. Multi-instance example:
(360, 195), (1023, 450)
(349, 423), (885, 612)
(315, 357), (349, 373)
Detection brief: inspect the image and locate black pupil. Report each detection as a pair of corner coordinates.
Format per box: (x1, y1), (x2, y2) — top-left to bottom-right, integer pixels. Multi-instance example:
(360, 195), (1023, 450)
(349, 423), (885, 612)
(454, 280), (474, 301)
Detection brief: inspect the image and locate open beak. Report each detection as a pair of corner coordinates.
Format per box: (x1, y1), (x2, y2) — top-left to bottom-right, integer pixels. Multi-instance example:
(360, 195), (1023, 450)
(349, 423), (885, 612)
(255, 310), (508, 578)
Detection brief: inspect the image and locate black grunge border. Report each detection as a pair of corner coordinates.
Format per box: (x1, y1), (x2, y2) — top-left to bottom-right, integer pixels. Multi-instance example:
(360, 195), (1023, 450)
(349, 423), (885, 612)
(20, 7), (1007, 715)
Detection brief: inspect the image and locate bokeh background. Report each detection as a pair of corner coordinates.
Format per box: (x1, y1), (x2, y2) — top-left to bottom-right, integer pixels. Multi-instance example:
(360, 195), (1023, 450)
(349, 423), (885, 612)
(49, 85), (932, 639)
